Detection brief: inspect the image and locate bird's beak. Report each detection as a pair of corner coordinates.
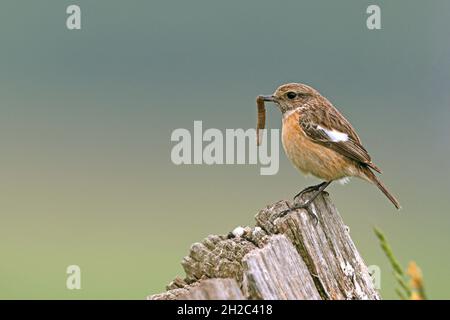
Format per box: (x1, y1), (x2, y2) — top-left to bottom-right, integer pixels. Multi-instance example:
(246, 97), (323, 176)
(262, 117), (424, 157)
(258, 95), (275, 102)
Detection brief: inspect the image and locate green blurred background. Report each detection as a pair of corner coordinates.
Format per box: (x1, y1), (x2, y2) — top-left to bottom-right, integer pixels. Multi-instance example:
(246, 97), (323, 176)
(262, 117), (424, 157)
(1, 0), (449, 299)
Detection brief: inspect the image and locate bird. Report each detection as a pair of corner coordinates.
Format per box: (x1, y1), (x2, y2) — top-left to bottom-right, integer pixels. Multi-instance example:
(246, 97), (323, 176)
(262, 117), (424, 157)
(258, 83), (400, 221)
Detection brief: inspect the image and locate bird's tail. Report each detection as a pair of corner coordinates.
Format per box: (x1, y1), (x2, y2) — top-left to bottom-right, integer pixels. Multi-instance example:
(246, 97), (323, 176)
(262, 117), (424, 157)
(362, 167), (401, 210)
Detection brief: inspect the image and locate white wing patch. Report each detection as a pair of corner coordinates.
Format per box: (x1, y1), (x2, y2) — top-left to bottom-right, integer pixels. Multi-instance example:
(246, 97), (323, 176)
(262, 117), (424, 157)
(317, 125), (349, 142)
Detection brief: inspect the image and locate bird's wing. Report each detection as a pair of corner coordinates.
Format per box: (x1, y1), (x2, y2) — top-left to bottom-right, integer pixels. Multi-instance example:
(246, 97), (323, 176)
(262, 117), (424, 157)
(299, 104), (382, 173)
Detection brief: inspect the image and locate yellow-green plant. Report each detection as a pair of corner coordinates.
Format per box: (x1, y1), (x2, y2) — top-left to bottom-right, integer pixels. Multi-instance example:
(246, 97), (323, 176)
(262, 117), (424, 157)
(374, 227), (427, 300)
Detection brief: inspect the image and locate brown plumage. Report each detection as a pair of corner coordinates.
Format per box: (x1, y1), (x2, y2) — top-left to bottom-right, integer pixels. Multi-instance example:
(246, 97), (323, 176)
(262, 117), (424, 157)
(259, 83), (400, 210)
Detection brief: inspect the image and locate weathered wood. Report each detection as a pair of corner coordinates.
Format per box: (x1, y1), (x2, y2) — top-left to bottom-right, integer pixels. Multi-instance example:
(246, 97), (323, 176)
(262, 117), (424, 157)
(148, 279), (245, 300)
(256, 192), (380, 300)
(147, 191), (380, 300)
(242, 235), (321, 300)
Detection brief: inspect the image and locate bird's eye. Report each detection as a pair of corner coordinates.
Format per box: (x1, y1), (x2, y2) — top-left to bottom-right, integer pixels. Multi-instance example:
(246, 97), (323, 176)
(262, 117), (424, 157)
(286, 92), (297, 99)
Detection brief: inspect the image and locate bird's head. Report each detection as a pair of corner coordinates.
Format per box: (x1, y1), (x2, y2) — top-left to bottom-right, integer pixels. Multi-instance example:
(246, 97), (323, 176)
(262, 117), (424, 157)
(259, 83), (321, 114)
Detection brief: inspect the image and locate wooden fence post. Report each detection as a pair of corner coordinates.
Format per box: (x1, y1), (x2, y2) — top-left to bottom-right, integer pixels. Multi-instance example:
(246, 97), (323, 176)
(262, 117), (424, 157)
(148, 191), (380, 300)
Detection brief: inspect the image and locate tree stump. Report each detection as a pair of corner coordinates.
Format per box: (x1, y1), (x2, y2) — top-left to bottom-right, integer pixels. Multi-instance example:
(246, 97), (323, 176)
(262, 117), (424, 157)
(147, 191), (380, 300)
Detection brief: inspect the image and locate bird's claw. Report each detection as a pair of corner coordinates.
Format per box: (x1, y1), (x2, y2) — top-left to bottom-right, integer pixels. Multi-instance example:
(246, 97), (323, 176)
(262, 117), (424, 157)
(278, 201), (319, 226)
(293, 187), (316, 202)
(293, 182), (327, 202)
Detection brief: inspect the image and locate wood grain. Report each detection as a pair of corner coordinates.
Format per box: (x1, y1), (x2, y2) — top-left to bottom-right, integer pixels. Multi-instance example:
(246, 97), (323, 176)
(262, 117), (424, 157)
(147, 191), (380, 300)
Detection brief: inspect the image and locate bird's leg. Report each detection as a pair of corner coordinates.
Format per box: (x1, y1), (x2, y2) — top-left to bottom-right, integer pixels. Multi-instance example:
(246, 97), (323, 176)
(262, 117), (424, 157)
(293, 181), (328, 202)
(296, 180), (332, 207)
(279, 181), (332, 225)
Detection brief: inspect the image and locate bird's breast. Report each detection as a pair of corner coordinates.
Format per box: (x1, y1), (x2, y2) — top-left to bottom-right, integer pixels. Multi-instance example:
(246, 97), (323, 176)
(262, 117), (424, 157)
(281, 111), (351, 181)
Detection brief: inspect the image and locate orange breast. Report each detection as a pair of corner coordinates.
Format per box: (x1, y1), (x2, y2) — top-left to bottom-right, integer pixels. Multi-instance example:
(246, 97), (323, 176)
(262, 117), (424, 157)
(281, 111), (354, 181)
